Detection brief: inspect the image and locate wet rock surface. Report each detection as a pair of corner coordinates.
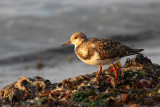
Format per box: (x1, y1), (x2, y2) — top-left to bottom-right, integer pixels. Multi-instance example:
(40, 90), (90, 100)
(0, 54), (160, 106)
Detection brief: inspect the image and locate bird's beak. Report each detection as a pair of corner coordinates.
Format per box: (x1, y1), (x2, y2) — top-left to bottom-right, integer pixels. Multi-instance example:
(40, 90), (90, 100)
(62, 40), (71, 46)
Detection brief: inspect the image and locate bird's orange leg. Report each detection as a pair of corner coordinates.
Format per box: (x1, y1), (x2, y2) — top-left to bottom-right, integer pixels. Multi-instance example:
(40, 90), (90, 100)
(111, 63), (118, 78)
(96, 65), (102, 77)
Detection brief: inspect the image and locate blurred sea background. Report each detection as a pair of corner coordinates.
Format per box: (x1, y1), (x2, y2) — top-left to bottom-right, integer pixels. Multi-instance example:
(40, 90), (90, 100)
(0, 0), (160, 88)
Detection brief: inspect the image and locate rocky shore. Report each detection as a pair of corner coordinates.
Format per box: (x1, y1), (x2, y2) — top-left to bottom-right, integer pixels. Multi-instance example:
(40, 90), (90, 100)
(0, 54), (160, 106)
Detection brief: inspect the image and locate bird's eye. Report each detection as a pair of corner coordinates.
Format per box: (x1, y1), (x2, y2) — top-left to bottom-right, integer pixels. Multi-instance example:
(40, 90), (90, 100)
(74, 36), (77, 39)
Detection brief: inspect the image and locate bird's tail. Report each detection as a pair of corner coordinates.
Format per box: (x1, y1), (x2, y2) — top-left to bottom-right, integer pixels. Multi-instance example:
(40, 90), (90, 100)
(128, 48), (144, 55)
(138, 49), (144, 52)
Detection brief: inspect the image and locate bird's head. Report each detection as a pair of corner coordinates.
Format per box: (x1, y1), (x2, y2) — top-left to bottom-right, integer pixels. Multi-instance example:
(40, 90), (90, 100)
(62, 32), (87, 46)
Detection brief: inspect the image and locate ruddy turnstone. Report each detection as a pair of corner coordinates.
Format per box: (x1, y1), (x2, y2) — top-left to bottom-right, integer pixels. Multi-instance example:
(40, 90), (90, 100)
(62, 32), (143, 78)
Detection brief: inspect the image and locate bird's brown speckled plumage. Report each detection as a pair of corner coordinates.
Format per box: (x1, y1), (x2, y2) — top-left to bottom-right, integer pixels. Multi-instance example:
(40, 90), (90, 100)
(87, 38), (142, 60)
(75, 37), (143, 61)
(63, 32), (144, 78)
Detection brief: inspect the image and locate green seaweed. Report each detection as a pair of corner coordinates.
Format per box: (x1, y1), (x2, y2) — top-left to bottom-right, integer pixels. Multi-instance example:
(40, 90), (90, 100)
(71, 92), (90, 103)
(38, 97), (48, 104)
(88, 99), (106, 107)
(112, 88), (119, 96)
(87, 89), (96, 96)
(138, 71), (147, 76)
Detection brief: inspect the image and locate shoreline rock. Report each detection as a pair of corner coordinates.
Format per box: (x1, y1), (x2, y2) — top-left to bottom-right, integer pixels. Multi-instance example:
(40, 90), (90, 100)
(0, 54), (160, 106)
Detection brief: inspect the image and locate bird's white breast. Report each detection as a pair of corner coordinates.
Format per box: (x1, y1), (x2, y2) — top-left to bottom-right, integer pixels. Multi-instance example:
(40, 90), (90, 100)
(75, 45), (111, 65)
(79, 50), (101, 65)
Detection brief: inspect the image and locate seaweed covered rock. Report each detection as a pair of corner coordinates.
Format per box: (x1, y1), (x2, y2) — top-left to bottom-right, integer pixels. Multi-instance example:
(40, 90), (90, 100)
(0, 76), (57, 106)
(0, 55), (160, 106)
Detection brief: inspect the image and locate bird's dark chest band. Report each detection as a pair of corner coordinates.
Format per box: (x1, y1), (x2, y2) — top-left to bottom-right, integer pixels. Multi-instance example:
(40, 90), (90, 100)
(75, 45), (94, 60)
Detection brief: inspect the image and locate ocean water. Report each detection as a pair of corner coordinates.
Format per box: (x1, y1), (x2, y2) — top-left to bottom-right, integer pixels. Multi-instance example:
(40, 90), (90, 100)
(0, 0), (160, 89)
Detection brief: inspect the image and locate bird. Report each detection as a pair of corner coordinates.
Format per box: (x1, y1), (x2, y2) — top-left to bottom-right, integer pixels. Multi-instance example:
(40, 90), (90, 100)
(62, 32), (143, 78)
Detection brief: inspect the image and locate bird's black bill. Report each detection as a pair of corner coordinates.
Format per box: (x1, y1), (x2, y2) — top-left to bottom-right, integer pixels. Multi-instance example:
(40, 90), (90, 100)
(62, 40), (71, 46)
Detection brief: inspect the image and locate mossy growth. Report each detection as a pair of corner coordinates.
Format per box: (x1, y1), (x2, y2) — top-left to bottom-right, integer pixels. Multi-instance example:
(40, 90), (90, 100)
(71, 92), (90, 103)
(38, 97), (48, 104)
(87, 99), (106, 107)
(123, 70), (148, 81)
(112, 88), (119, 96)
(87, 89), (96, 96)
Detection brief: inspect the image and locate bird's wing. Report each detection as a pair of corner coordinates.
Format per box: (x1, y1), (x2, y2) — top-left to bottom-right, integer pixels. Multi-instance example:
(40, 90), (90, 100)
(89, 38), (129, 60)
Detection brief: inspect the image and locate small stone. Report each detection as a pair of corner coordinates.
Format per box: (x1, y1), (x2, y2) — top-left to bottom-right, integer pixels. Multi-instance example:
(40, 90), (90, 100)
(36, 60), (44, 69)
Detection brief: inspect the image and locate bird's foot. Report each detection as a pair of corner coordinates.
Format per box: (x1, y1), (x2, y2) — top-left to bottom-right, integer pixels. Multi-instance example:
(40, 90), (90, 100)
(114, 77), (121, 84)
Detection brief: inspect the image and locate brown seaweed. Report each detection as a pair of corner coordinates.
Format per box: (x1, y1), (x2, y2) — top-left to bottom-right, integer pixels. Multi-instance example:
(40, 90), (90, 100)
(0, 54), (160, 106)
